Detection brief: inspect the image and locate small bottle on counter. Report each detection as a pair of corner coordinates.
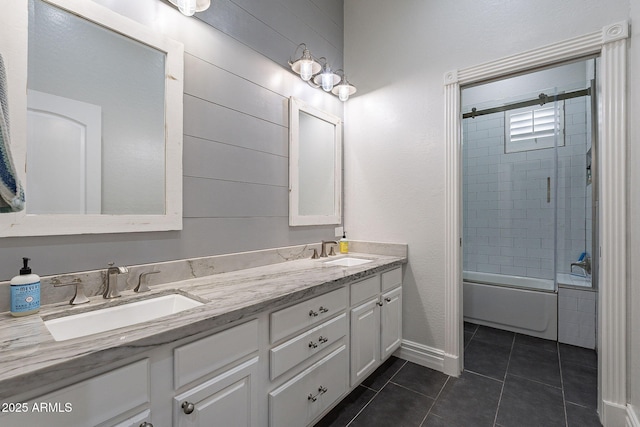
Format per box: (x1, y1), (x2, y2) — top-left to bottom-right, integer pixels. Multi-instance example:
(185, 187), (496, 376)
(10, 257), (40, 317)
(339, 232), (349, 254)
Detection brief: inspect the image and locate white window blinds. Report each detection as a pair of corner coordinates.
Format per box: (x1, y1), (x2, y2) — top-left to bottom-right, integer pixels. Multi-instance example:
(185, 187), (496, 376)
(505, 102), (564, 153)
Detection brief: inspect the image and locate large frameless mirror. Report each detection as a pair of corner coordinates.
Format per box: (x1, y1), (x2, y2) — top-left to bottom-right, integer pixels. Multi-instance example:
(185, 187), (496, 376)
(0, 0), (183, 236)
(288, 97), (342, 226)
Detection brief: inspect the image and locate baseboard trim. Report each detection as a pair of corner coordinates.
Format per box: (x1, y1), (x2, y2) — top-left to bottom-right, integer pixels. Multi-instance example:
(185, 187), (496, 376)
(601, 400), (628, 426)
(394, 339), (445, 372)
(627, 404), (640, 427)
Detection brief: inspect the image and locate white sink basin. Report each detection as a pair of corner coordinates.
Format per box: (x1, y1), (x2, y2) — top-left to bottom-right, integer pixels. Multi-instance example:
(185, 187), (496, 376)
(324, 257), (373, 267)
(44, 294), (203, 342)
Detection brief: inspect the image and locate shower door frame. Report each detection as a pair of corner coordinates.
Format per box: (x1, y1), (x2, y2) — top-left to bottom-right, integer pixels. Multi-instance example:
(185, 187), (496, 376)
(443, 21), (629, 426)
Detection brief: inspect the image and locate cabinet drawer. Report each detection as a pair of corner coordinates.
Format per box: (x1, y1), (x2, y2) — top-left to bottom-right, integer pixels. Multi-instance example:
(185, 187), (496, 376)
(270, 313), (347, 379)
(381, 267), (402, 291)
(174, 319), (258, 389)
(270, 287), (347, 343)
(269, 345), (348, 427)
(173, 357), (258, 427)
(350, 275), (380, 305)
(0, 359), (149, 427)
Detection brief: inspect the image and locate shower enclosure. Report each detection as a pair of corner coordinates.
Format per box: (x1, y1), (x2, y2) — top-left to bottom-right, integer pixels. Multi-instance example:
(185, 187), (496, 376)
(461, 59), (597, 343)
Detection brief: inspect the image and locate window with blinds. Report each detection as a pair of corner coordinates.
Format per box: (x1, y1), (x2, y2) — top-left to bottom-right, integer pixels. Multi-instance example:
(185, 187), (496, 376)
(504, 102), (565, 153)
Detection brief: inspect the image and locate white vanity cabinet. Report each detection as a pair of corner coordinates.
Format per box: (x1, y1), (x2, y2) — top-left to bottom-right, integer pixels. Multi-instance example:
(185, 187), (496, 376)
(172, 320), (260, 427)
(268, 287), (349, 427)
(0, 359), (151, 427)
(350, 267), (403, 386)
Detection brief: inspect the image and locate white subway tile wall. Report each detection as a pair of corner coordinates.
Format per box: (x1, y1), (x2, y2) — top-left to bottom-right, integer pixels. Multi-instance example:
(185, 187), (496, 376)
(558, 287), (596, 348)
(463, 97), (591, 280)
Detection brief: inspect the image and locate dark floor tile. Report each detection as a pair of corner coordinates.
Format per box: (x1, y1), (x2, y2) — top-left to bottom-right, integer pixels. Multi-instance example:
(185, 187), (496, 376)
(464, 338), (511, 380)
(464, 331), (474, 348)
(473, 325), (515, 348)
(420, 413), (450, 427)
(314, 386), (375, 427)
(562, 360), (598, 409)
(559, 343), (598, 369)
(361, 356), (406, 391)
(566, 402), (602, 427)
(514, 333), (558, 353)
(430, 371), (502, 427)
(496, 374), (565, 427)
(391, 361), (449, 399)
(349, 382), (433, 427)
(508, 341), (561, 387)
(464, 322), (478, 333)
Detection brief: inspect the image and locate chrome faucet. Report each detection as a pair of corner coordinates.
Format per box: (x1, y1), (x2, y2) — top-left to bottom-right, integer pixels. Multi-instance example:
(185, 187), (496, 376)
(104, 262), (128, 299)
(570, 255), (591, 275)
(320, 240), (337, 258)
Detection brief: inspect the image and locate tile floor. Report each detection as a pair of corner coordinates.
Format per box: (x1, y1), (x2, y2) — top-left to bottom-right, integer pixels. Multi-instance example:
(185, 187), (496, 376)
(315, 322), (600, 427)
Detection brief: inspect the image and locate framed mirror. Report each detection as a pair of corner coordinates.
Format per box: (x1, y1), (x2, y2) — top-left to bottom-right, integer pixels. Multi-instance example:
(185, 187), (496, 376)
(0, 0), (183, 236)
(289, 97), (342, 226)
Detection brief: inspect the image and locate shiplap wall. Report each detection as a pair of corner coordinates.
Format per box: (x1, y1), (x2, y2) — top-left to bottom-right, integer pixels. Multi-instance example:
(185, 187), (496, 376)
(0, 0), (344, 279)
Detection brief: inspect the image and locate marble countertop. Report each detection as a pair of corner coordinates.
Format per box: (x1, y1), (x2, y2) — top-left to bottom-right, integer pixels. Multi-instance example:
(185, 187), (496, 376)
(0, 252), (405, 399)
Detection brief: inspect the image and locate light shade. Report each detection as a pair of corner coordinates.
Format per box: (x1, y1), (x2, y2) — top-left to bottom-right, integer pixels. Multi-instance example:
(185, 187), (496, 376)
(332, 78), (357, 102)
(168, 0), (211, 16)
(290, 47), (321, 81)
(313, 64), (341, 92)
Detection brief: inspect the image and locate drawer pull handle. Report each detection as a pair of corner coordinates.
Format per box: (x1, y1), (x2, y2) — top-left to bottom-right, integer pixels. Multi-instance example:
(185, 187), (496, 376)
(309, 310), (319, 317)
(318, 336), (328, 344)
(385, 297), (392, 302)
(307, 386), (328, 402)
(308, 341), (318, 348)
(182, 401), (195, 414)
(319, 306), (329, 313)
(139, 423), (153, 427)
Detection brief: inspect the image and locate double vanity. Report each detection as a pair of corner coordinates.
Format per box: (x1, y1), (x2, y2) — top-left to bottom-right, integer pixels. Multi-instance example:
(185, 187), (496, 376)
(0, 244), (406, 427)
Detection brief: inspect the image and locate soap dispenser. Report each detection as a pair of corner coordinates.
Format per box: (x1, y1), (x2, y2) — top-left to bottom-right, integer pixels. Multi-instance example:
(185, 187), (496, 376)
(10, 257), (41, 317)
(339, 232), (349, 254)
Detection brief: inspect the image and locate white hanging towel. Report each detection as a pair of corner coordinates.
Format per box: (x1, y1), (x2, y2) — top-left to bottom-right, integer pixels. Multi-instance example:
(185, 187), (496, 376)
(0, 53), (25, 212)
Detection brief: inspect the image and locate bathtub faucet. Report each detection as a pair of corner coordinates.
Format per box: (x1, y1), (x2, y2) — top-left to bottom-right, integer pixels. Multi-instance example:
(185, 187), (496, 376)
(570, 255), (591, 275)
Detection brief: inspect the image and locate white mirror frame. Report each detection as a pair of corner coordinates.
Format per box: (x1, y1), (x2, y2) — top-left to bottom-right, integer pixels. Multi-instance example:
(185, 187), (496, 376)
(288, 97), (342, 226)
(0, 0), (183, 236)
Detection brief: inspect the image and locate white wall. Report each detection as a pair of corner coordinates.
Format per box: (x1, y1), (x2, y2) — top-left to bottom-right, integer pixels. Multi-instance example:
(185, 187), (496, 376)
(343, 0), (630, 364)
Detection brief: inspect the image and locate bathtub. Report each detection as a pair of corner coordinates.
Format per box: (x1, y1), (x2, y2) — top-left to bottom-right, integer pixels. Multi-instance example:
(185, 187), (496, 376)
(463, 271), (558, 340)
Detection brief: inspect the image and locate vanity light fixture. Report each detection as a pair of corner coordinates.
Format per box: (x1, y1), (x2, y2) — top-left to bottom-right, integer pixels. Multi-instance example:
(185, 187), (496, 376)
(168, 0), (210, 16)
(289, 43), (321, 81)
(289, 44), (357, 101)
(313, 60), (341, 92)
(332, 72), (357, 102)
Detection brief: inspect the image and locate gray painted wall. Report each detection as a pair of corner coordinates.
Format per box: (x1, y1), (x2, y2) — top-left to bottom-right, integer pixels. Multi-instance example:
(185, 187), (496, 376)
(0, 0), (344, 280)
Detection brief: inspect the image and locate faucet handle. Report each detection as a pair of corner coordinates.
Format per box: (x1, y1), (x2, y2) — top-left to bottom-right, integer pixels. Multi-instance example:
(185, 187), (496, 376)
(54, 282), (90, 305)
(135, 271), (159, 293)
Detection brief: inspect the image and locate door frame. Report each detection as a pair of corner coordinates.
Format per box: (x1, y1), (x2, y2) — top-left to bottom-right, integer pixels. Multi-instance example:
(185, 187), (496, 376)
(443, 21), (629, 426)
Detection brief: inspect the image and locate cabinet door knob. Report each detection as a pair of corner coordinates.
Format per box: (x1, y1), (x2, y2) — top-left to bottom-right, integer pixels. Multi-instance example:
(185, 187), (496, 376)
(182, 401), (195, 414)
(376, 301), (384, 306)
(385, 297), (392, 302)
(319, 306), (329, 313)
(309, 310), (319, 317)
(139, 423), (153, 427)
